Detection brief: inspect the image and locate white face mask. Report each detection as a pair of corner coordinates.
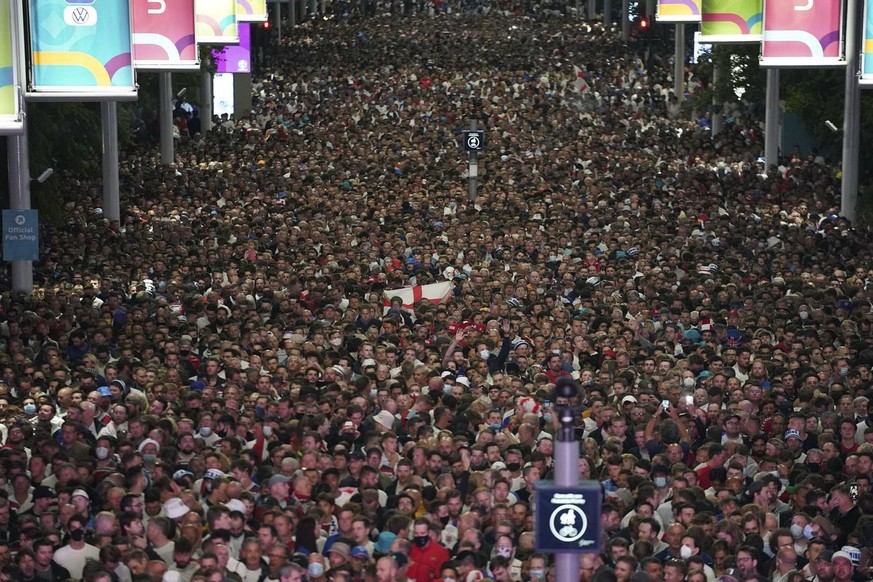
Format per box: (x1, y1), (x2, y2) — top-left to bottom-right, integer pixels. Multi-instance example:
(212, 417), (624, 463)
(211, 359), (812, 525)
(682, 377), (695, 389)
(790, 524), (804, 539)
(263, 426), (274, 437)
(329, 338), (343, 347)
(680, 545), (694, 559)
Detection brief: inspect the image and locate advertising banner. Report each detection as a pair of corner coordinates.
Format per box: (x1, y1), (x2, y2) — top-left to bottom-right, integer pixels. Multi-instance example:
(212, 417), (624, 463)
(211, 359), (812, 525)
(761, 0), (843, 67)
(862, 0), (873, 85)
(656, 0), (702, 23)
(214, 23), (250, 73)
(196, 0), (239, 45)
(700, 0), (763, 43)
(0, 0), (22, 133)
(132, 0), (199, 71)
(27, 0), (136, 99)
(236, 0), (268, 22)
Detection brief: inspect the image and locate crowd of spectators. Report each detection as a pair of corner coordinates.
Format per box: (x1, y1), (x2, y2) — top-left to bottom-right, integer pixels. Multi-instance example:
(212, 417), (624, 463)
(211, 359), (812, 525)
(0, 5), (871, 582)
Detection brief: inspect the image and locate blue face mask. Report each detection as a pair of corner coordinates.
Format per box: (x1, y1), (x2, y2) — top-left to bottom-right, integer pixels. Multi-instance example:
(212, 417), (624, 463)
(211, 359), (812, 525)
(654, 477), (667, 488)
(24, 404), (36, 415)
(143, 454), (157, 463)
(308, 563), (324, 578)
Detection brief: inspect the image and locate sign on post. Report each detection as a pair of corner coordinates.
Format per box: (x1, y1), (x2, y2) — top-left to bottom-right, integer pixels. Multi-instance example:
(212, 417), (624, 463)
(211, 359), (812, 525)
(534, 481), (602, 553)
(26, 0), (137, 99)
(463, 130), (484, 152)
(3, 210), (39, 261)
(132, 0), (200, 71)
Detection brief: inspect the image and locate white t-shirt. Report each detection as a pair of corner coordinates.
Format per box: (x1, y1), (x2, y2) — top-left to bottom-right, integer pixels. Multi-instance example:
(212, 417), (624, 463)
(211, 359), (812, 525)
(53, 543), (100, 580)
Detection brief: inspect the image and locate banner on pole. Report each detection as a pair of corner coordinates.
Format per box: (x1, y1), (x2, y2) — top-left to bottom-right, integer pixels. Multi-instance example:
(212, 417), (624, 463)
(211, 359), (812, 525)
(26, 0), (136, 99)
(132, 0), (199, 71)
(761, 0), (844, 67)
(656, 0), (701, 23)
(700, 0), (763, 43)
(862, 0), (873, 85)
(3, 210), (39, 262)
(236, 0), (268, 22)
(196, 0), (239, 45)
(214, 23), (251, 73)
(0, 0), (23, 133)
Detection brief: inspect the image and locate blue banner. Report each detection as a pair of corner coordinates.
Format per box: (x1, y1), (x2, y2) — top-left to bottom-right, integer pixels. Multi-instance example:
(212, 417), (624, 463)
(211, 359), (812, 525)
(3, 210), (39, 261)
(27, 0), (136, 98)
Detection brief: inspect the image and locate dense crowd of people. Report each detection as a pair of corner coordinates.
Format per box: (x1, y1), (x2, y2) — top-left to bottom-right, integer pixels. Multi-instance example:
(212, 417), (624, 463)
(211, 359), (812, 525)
(0, 5), (871, 582)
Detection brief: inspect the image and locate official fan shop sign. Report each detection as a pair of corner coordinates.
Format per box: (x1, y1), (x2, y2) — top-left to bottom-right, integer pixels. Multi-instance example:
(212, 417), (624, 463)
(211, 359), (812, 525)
(534, 482), (602, 553)
(3, 210), (39, 262)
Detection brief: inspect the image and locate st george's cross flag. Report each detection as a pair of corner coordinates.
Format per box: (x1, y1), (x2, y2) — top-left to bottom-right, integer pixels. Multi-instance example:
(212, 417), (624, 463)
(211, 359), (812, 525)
(383, 281), (453, 313)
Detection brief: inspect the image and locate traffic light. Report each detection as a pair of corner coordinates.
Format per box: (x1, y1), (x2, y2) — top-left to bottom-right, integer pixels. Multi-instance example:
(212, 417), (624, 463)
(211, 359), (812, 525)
(637, 17), (649, 31)
(263, 20), (271, 29)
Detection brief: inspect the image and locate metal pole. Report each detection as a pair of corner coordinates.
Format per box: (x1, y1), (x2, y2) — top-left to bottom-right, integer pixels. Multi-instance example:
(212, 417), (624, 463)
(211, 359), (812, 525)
(278, 0), (286, 41)
(620, 0), (629, 40)
(468, 119), (478, 202)
(711, 58), (723, 136)
(159, 72), (174, 165)
(603, 0), (612, 25)
(201, 69), (213, 133)
(576, 0), (581, 19)
(588, 0), (595, 20)
(101, 102), (121, 223)
(646, 0), (654, 18)
(310, 0), (318, 18)
(8, 0), (31, 294)
(764, 68), (780, 169)
(8, 119), (32, 295)
(674, 23), (685, 100)
(841, 0), (860, 223)
(555, 382), (581, 582)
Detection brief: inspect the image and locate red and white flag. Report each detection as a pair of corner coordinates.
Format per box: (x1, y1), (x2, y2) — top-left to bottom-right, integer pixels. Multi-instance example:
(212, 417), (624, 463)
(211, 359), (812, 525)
(573, 66), (590, 95)
(383, 281), (453, 313)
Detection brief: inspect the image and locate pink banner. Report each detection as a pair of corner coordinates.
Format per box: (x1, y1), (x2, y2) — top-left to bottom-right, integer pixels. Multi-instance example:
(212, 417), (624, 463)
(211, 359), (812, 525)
(132, 0), (199, 71)
(760, 0), (844, 67)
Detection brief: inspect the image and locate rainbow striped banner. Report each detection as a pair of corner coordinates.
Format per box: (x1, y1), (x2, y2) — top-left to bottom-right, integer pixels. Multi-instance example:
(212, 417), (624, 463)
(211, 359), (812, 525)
(27, 0), (136, 99)
(132, 0), (199, 71)
(761, 0), (844, 67)
(0, 0), (22, 132)
(862, 0), (873, 85)
(656, 0), (701, 23)
(700, 0), (763, 43)
(196, 0), (238, 45)
(236, 0), (268, 22)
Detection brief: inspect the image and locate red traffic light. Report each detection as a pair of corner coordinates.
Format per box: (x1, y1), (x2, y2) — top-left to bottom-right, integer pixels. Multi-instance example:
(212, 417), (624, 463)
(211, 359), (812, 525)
(263, 21), (271, 28)
(638, 17), (649, 29)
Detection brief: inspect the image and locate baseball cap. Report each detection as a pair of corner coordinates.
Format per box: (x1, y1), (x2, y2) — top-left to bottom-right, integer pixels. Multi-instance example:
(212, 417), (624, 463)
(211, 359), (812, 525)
(621, 395), (637, 405)
(832, 551), (854, 564)
(351, 546), (370, 559)
(784, 429), (802, 441)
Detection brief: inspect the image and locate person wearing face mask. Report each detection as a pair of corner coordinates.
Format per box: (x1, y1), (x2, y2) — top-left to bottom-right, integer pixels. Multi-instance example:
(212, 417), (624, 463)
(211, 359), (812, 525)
(53, 515), (100, 580)
(678, 534), (715, 580)
(489, 535), (522, 581)
(408, 518), (449, 582)
(138, 438), (161, 467)
(306, 553), (328, 582)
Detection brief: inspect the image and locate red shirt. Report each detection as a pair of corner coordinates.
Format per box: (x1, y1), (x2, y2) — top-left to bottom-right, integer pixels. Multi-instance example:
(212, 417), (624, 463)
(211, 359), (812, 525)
(408, 541), (450, 582)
